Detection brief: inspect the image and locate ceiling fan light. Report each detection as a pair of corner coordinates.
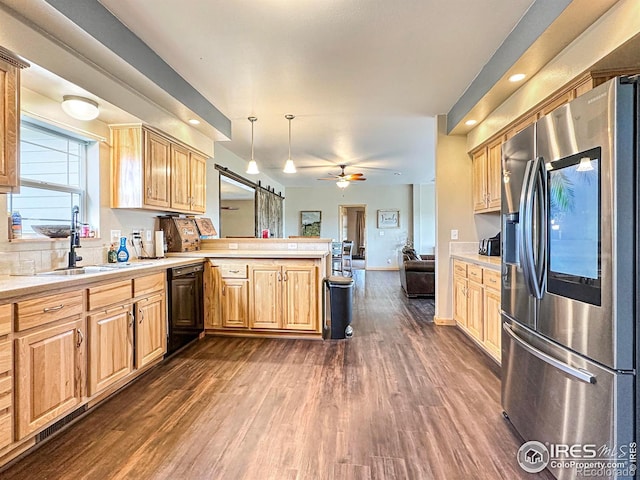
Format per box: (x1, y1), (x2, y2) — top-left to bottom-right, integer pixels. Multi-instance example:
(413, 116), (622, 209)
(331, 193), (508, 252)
(336, 179), (350, 189)
(283, 159), (296, 174)
(246, 159), (260, 175)
(61, 95), (99, 120)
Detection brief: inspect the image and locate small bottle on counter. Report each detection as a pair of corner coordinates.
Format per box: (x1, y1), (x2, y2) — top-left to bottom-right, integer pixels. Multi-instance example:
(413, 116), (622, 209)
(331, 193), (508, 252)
(116, 237), (130, 262)
(107, 244), (117, 263)
(11, 211), (22, 239)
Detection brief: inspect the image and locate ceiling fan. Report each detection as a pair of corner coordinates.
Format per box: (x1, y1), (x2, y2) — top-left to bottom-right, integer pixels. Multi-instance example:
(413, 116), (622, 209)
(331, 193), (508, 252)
(317, 164), (367, 188)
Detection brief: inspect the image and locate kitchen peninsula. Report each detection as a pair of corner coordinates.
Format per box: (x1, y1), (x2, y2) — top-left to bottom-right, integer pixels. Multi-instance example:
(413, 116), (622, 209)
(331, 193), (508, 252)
(182, 237), (331, 338)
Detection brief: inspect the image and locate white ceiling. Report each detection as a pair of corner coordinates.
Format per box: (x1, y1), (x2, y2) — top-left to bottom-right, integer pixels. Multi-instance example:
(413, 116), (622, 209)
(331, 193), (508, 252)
(95, 0), (536, 187)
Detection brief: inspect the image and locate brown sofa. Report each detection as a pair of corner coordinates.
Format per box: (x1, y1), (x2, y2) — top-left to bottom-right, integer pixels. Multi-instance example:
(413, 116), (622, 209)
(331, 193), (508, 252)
(398, 249), (435, 298)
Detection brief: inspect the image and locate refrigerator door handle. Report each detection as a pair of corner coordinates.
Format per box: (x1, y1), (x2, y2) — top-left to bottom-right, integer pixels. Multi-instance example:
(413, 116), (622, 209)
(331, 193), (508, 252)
(518, 159), (542, 298)
(503, 322), (596, 384)
(532, 157), (547, 296)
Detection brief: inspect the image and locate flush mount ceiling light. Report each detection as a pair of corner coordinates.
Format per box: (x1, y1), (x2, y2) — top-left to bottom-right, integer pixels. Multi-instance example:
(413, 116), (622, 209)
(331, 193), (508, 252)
(465, 119), (477, 126)
(336, 179), (350, 189)
(188, 118), (200, 125)
(61, 95), (99, 121)
(246, 116), (260, 175)
(509, 73), (526, 83)
(283, 114), (297, 174)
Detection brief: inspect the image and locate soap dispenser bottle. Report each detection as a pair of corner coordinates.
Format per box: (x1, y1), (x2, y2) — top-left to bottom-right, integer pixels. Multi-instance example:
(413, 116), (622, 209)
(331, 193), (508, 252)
(116, 237), (130, 262)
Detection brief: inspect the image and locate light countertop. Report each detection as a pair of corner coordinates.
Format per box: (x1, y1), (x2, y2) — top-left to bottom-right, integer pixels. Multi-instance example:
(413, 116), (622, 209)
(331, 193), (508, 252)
(451, 253), (501, 270)
(0, 257), (204, 300)
(171, 250), (330, 259)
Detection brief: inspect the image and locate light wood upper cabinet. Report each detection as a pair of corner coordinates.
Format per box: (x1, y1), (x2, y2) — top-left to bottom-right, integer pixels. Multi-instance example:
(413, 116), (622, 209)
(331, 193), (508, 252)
(0, 50), (28, 193)
(471, 149), (487, 212)
(111, 124), (207, 214)
(135, 292), (166, 369)
(170, 144), (191, 211)
(471, 138), (502, 213)
(189, 151), (207, 213)
(15, 318), (85, 440)
(88, 304), (134, 396)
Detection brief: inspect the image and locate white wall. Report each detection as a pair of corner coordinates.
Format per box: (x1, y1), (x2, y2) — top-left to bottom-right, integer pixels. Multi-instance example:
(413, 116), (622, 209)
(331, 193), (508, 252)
(284, 184), (412, 269)
(417, 183), (436, 254)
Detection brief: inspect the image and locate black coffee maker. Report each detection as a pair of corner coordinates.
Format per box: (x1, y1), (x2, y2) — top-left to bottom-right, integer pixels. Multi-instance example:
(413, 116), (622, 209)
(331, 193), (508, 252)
(479, 232), (501, 256)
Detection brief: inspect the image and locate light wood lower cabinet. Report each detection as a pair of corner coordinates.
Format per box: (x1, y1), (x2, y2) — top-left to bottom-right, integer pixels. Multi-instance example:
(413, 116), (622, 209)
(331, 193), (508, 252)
(15, 318), (86, 440)
(221, 279), (249, 328)
(453, 259), (501, 363)
(135, 292), (166, 369)
(207, 258), (321, 335)
(88, 305), (134, 396)
(250, 264), (317, 331)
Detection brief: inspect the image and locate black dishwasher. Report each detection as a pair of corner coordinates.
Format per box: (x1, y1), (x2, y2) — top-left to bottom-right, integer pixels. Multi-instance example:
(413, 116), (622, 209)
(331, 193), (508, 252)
(167, 263), (204, 355)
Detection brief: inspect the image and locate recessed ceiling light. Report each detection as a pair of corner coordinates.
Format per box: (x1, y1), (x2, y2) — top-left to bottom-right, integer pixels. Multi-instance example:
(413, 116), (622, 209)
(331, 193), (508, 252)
(188, 119), (200, 125)
(465, 119), (477, 126)
(509, 73), (526, 83)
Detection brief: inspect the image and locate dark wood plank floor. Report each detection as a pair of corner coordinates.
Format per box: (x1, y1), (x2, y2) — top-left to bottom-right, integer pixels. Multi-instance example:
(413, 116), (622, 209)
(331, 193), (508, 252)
(2, 271), (550, 479)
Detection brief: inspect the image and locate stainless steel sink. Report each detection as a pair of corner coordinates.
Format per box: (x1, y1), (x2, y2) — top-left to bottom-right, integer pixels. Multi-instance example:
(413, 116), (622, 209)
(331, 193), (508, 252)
(38, 266), (111, 276)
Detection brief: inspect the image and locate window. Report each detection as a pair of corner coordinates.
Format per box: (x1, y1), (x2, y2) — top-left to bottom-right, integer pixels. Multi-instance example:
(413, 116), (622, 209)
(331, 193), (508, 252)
(10, 121), (88, 237)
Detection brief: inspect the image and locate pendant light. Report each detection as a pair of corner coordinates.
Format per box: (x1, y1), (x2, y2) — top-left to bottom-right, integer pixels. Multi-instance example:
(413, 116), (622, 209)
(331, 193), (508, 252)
(283, 114), (297, 174)
(246, 116), (259, 175)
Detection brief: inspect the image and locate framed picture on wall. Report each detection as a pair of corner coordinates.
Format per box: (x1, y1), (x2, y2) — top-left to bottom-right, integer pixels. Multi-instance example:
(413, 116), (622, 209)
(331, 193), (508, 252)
(301, 211), (321, 236)
(377, 209), (399, 229)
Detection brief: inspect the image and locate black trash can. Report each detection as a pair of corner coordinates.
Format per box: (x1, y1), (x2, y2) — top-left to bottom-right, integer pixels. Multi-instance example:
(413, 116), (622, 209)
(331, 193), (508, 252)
(323, 276), (354, 339)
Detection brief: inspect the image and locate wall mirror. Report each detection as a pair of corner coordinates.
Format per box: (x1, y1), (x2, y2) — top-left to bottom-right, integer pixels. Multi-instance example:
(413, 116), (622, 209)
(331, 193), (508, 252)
(219, 174), (256, 238)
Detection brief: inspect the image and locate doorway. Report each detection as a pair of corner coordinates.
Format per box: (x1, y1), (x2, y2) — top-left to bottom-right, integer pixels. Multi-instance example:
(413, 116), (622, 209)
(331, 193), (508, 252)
(339, 205), (366, 270)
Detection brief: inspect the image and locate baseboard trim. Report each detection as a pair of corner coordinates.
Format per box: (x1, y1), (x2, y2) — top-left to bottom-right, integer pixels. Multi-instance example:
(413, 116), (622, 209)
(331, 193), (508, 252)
(434, 316), (456, 326)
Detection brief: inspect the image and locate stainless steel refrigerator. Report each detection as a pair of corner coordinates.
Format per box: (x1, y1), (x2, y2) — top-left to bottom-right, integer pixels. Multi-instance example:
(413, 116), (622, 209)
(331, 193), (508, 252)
(501, 77), (637, 480)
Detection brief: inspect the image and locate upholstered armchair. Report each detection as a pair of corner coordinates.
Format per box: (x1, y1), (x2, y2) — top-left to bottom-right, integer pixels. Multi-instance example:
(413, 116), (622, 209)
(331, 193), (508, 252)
(398, 247), (435, 298)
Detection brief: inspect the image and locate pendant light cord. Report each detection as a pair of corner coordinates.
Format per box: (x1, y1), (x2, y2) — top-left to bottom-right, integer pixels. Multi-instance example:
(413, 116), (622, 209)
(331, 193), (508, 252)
(288, 117), (292, 160)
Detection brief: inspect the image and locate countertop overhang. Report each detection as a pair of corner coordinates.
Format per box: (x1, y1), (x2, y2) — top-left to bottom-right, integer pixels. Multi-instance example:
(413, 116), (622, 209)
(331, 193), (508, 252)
(451, 253), (501, 270)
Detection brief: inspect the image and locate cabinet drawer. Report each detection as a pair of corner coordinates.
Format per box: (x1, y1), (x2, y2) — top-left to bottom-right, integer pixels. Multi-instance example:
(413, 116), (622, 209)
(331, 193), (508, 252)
(88, 280), (132, 311)
(467, 264), (483, 283)
(0, 339), (10, 375)
(0, 304), (10, 336)
(134, 272), (166, 297)
(0, 388), (10, 411)
(453, 260), (467, 278)
(220, 265), (248, 279)
(483, 269), (501, 290)
(16, 291), (83, 331)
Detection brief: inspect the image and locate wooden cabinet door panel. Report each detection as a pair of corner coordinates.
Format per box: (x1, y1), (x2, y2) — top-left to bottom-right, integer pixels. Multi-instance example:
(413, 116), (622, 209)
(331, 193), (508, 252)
(483, 288), (501, 361)
(0, 58), (19, 188)
(472, 149), (487, 211)
(189, 152), (207, 213)
(487, 139), (502, 210)
(466, 281), (484, 341)
(143, 131), (170, 208)
(204, 263), (222, 328)
(221, 279), (249, 328)
(88, 306), (134, 396)
(250, 267), (281, 329)
(15, 318), (85, 440)
(453, 276), (467, 327)
(170, 144), (191, 211)
(136, 293), (166, 369)
(282, 266), (317, 331)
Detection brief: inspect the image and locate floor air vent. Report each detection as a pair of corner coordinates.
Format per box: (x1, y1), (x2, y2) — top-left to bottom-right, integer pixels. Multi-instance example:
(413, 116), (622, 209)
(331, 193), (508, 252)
(36, 405), (88, 443)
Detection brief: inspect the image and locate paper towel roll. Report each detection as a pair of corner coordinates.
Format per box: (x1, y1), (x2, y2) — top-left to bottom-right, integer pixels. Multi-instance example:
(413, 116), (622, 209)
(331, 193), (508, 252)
(155, 231), (165, 258)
